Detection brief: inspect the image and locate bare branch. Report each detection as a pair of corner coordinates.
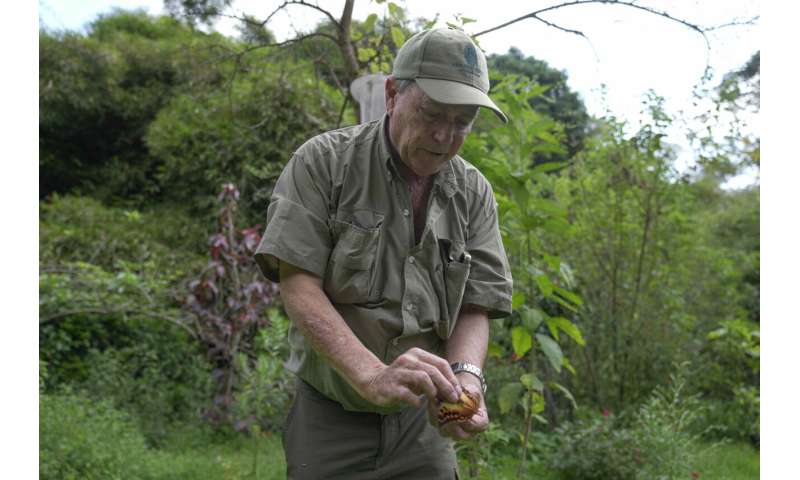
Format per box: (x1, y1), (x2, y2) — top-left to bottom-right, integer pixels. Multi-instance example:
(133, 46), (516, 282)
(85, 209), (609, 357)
(263, 0), (341, 30)
(471, 0), (757, 56)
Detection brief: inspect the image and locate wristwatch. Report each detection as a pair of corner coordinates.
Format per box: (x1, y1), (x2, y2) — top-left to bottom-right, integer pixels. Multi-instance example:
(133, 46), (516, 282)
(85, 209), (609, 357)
(450, 362), (487, 393)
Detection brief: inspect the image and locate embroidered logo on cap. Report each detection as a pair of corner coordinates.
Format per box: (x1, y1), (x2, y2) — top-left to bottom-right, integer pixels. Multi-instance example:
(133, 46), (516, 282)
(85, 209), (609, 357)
(464, 44), (478, 69)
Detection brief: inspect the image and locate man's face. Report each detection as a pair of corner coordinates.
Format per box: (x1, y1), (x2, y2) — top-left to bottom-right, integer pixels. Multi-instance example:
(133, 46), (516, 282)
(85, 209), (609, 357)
(386, 78), (478, 177)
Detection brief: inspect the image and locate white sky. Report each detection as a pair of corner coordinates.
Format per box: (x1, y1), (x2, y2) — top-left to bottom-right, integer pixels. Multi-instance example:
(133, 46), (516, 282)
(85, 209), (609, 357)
(38, 0), (759, 186)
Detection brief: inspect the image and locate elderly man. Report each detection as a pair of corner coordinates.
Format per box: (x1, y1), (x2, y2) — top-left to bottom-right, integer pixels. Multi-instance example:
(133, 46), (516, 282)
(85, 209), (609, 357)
(254, 28), (513, 479)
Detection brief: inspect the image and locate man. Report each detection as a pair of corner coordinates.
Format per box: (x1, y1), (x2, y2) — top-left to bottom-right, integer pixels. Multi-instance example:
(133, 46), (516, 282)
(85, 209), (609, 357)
(254, 28), (513, 479)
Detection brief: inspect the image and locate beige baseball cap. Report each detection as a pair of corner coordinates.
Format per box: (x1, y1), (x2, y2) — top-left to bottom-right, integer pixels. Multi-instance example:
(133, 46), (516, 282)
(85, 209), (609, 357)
(392, 28), (508, 123)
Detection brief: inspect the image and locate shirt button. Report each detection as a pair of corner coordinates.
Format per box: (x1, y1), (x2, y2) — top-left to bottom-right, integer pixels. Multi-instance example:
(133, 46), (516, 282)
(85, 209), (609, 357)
(406, 303), (414, 311)
(408, 257), (416, 264)
(402, 209), (410, 217)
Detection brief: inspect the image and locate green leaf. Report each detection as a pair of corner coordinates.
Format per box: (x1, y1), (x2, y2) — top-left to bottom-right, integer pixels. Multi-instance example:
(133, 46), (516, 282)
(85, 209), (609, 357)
(387, 2), (401, 16)
(498, 382), (524, 414)
(487, 342), (503, 359)
(554, 286), (583, 307)
(563, 356), (577, 376)
(460, 16), (476, 24)
(520, 373), (544, 392)
(390, 26), (405, 47)
(364, 13), (378, 31)
(550, 382), (577, 409)
(535, 275), (554, 297)
(520, 306), (544, 332)
(707, 327), (728, 340)
(357, 47), (376, 62)
(542, 217), (571, 236)
(511, 291), (526, 310)
(536, 333), (563, 373)
(512, 326), (532, 358)
(545, 317), (559, 341)
(549, 316), (585, 346)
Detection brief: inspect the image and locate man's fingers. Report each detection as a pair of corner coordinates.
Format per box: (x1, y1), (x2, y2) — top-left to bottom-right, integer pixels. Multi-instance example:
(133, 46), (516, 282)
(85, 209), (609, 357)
(403, 348), (461, 401)
(414, 361), (460, 403)
(403, 369), (438, 400)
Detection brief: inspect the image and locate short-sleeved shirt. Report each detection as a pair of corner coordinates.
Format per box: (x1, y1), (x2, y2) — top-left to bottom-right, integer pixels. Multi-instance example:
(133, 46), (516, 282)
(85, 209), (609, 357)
(254, 115), (513, 414)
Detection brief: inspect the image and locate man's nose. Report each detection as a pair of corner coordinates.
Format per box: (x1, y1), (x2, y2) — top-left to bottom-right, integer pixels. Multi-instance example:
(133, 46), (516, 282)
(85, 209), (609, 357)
(431, 122), (454, 145)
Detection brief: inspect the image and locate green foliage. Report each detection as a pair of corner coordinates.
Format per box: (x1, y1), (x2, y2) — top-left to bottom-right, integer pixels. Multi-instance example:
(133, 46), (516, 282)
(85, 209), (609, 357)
(232, 310), (293, 432)
(145, 63), (343, 221)
(39, 194), (212, 437)
(81, 338), (212, 446)
(488, 47), (589, 161)
(39, 193), (206, 275)
(549, 364), (711, 480)
(39, 11), (225, 203)
(628, 364), (712, 480)
(40, 392), (288, 480)
(549, 412), (640, 480)
(40, 392), (153, 479)
(461, 74), (584, 470)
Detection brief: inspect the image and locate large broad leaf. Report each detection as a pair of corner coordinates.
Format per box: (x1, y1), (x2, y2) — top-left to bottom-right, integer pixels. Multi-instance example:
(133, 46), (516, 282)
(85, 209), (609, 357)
(536, 333), (563, 373)
(554, 285), (583, 307)
(520, 373), (544, 392)
(512, 326), (532, 358)
(535, 275), (554, 297)
(390, 27), (405, 47)
(499, 382), (524, 414)
(520, 305), (544, 332)
(364, 13), (378, 31)
(548, 316), (585, 346)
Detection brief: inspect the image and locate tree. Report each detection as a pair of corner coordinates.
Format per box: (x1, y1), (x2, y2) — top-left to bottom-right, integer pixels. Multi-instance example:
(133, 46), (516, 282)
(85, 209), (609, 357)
(488, 47), (589, 162)
(39, 10), (231, 203)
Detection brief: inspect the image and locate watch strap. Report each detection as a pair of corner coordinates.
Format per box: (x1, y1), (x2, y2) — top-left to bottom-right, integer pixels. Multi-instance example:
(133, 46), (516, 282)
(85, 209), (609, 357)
(450, 362), (487, 393)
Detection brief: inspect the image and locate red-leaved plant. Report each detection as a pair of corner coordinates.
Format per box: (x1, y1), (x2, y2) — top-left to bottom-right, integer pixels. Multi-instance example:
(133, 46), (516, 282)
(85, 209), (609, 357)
(185, 183), (279, 425)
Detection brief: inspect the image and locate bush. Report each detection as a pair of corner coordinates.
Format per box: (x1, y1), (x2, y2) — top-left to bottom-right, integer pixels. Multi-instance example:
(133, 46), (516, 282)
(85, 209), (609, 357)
(549, 411), (640, 480)
(39, 194), (206, 273)
(628, 365), (711, 480)
(232, 310), (294, 432)
(145, 62), (344, 223)
(40, 392), (152, 479)
(549, 364), (712, 480)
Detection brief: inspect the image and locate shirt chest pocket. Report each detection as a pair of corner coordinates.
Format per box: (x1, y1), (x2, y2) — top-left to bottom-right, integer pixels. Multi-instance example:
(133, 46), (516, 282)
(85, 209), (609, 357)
(434, 239), (471, 339)
(324, 216), (382, 304)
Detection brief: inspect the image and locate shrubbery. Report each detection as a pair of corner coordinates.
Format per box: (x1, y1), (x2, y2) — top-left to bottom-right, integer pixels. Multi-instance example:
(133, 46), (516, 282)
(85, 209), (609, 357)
(548, 364), (714, 480)
(40, 392), (153, 479)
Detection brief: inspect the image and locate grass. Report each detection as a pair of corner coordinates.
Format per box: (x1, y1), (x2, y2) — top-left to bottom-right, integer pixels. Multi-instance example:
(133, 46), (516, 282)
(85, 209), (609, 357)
(456, 442), (759, 480)
(145, 429), (287, 480)
(693, 441), (760, 480)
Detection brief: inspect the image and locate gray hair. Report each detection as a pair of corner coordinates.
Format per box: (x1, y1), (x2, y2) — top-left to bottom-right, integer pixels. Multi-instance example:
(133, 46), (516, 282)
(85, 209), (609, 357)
(395, 78), (418, 94)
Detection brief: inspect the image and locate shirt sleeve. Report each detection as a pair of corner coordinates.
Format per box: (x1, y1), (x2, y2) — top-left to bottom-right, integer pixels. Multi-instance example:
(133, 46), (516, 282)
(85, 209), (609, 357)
(462, 175), (514, 319)
(253, 145), (333, 282)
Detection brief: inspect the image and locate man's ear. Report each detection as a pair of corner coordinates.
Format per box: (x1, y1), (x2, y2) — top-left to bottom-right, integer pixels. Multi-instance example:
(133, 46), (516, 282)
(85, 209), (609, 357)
(384, 76), (398, 113)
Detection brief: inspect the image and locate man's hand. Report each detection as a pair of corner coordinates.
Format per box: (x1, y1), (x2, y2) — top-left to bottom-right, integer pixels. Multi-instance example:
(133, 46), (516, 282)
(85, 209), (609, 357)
(427, 372), (489, 441)
(356, 347), (462, 409)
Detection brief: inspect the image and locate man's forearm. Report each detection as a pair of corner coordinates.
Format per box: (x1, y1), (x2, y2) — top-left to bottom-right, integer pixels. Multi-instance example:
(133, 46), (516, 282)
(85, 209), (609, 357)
(279, 262), (384, 392)
(445, 304), (490, 389)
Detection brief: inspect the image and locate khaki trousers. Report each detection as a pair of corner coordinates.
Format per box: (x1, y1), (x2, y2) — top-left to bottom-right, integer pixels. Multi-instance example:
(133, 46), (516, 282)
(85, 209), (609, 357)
(283, 379), (459, 479)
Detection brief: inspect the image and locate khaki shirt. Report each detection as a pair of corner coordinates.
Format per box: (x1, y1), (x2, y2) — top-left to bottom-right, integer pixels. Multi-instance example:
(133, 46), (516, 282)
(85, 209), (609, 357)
(254, 116), (513, 413)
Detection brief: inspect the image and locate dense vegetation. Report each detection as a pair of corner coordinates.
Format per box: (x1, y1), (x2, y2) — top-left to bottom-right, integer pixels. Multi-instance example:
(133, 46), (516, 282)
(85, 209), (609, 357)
(39, 6), (759, 479)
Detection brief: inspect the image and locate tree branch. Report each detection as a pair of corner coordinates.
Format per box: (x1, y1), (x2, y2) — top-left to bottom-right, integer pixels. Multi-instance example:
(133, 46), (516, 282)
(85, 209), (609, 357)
(472, 0), (757, 56)
(262, 0), (341, 30)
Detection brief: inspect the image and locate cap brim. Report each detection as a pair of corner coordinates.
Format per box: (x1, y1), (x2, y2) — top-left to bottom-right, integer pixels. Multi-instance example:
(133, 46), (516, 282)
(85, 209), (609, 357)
(416, 77), (508, 124)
